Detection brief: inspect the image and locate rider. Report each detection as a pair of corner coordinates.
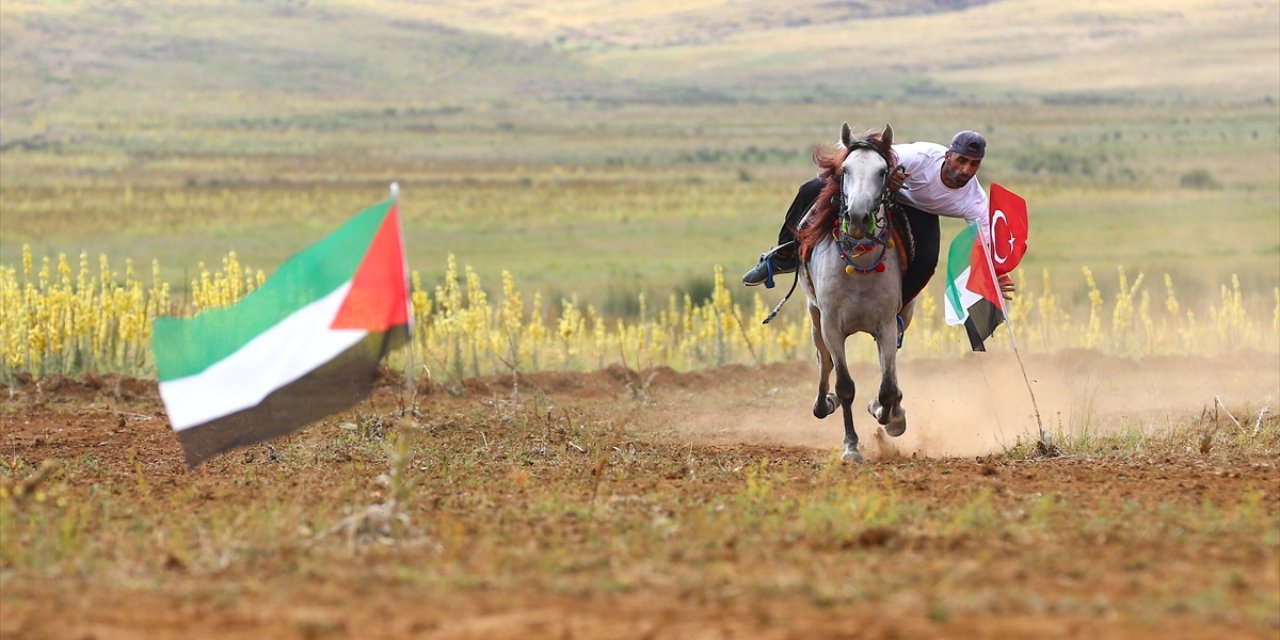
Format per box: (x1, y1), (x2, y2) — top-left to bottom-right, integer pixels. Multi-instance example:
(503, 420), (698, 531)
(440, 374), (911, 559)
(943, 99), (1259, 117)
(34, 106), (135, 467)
(742, 130), (1010, 328)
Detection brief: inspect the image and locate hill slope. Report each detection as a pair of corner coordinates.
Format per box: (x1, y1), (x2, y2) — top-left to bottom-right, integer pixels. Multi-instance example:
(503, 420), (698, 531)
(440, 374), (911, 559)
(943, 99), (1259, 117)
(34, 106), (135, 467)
(0, 1), (628, 118)
(2, 0), (1276, 127)
(335, 0), (1000, 47)
(586, 0), (1280, 102)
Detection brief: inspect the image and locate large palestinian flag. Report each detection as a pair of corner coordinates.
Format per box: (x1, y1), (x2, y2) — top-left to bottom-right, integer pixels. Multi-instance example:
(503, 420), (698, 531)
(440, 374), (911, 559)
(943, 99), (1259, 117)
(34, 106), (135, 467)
(153, 198), (410, 468)
(944, 184), (1027, 351)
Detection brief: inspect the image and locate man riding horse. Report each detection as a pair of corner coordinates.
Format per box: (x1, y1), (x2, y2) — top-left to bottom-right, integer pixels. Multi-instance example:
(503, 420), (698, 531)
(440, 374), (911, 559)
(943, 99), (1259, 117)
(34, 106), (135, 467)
(743, 129), (1014, 344)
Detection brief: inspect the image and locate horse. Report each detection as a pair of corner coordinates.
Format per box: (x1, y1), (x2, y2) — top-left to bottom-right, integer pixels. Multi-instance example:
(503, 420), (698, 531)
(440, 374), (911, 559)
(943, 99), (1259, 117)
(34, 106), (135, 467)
(796, 123), (911, 463)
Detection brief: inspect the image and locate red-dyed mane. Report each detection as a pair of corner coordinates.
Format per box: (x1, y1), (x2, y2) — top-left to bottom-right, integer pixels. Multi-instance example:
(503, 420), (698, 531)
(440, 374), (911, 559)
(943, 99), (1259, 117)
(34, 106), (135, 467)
(795, 131), (896, 260)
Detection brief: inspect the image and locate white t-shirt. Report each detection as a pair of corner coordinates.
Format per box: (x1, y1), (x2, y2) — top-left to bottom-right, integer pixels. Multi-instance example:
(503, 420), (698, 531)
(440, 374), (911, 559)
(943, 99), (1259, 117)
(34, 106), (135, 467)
(892, 141), (990, 242)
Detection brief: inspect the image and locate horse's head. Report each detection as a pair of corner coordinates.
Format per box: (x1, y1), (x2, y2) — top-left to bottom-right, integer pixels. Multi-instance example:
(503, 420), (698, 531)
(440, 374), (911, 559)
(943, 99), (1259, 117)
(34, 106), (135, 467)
(837, 122), (894, 240)
(797, 123), (899, 260)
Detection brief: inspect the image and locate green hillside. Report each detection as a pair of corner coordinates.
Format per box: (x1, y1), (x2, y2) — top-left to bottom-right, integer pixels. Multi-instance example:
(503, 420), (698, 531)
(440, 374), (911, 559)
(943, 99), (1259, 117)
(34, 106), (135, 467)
(338, 0), (1000, 47)
(2, 0), (1276, 132)
(0, 1), (625, 122)
(586, 0), (1280, 102)
(0, 0), (1276, 312)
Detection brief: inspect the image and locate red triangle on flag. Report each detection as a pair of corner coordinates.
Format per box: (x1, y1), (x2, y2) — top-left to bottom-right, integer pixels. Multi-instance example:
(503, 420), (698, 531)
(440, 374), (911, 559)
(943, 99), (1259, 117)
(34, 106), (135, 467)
(331, 204), (409, 331)
(966, 240), (1003, 308)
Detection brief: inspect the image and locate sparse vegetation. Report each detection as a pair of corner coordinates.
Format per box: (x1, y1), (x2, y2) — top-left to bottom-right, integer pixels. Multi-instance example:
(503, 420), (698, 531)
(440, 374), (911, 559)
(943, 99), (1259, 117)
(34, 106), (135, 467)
(1, 1), (1277, 637)
(3, 245), (1276, 382)
(2, 382), (1277, 635)
(1180, 168), (1221, 190)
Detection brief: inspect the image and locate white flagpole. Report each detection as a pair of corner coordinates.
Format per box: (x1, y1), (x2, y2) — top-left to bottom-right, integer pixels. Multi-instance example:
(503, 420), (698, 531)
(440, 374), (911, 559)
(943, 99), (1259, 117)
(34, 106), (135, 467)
(980, 211), (1055, 455)
(391, 182), (416, 413)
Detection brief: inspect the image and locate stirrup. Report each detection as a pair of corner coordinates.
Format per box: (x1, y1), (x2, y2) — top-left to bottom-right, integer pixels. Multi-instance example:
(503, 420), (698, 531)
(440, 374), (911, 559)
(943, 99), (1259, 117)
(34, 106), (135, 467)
(896, 314), (905, 349)
(743, 242), (796, 289)
(742, 256), (775, 288)
(763, 254), (778, 289)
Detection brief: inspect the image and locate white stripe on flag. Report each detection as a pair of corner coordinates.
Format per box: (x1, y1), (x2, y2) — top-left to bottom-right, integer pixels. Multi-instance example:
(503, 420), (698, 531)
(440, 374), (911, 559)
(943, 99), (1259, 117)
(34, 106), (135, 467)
(159, 282), (367, 431)
(944, 266), (983, 326)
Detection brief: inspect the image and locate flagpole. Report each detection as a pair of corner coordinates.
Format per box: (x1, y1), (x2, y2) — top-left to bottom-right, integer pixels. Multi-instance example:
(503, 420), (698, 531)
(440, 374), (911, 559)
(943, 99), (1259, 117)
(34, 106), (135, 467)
(391, 181), (415, 413)
(980, 215), (1055, 455)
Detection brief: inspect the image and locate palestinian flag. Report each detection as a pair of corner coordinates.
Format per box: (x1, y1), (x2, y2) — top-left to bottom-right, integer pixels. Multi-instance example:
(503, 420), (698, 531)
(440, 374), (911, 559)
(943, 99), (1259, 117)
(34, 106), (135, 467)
(944, 223), (1004, 351)
(944, 184), (1028, 351)
(153, 198), (410, 468)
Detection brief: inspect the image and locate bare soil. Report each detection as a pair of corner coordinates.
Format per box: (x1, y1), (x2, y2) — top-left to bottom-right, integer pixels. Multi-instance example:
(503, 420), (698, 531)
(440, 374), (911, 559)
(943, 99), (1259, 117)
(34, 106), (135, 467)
(1, 351), (1277, 639)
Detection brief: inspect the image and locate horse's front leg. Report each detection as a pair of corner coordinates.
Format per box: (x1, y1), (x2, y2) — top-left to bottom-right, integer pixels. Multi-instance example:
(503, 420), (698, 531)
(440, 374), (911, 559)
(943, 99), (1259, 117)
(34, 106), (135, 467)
(869, 316), (906, 437)
(822, 324), (861, 463)
(809, 304), (837, 419)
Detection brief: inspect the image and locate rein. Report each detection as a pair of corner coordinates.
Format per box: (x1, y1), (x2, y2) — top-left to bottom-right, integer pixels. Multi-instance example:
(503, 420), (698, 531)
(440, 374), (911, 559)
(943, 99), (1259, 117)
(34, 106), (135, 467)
(833, 217), (893, 274)
(759, 134), (901, 324)
(833, 142), (899, 275)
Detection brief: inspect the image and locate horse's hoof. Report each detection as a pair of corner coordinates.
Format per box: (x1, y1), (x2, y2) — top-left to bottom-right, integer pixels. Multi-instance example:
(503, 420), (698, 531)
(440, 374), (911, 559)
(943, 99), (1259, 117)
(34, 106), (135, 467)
(884, 411), (907, 437)
(815, 394), (837, 419)
(841, 448), (864, 464)
(869, 401), (906, 436)
(868, 400), (887, 424)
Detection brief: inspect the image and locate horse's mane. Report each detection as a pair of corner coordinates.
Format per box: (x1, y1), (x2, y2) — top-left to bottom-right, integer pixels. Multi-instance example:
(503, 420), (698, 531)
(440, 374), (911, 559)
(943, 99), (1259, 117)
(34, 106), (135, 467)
(795, 130), (897, 260)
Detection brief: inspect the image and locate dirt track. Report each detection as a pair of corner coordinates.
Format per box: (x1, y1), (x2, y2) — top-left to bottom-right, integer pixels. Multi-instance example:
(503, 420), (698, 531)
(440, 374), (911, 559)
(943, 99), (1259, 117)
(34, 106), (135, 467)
(1, 351), (1278, 639)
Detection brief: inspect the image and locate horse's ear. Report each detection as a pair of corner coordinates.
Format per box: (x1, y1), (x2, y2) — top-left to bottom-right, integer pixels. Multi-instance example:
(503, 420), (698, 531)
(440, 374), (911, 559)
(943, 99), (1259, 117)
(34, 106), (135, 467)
(840, 122), (853, 148)
(881, 124), (894, 150)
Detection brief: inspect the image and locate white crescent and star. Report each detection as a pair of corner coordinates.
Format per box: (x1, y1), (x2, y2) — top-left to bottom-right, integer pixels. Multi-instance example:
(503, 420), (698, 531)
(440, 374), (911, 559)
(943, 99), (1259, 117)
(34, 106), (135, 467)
(991, 209), (1017, 265)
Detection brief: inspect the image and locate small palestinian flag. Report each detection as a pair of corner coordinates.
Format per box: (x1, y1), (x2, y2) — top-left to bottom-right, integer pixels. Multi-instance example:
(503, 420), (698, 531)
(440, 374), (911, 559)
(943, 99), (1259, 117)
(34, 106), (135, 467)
(944, 184), (1028, 351)
(153, 198), (410, 468)
(944, 222), (1004, 351)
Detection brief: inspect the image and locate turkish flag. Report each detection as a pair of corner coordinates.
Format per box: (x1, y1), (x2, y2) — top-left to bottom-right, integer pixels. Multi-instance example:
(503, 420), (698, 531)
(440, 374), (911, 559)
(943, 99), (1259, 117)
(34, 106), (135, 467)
(987, 184), (1028, 276)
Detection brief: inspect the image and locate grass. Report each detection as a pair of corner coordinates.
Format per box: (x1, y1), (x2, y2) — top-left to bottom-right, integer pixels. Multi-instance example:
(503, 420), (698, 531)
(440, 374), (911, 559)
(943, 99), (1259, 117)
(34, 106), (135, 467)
(1, 388), (1277, 632)
(1, 3), (1276, 635)
(10, 1), (1274, 110)
(2, 98), (1277, 315)
(1033, 402), (1280, 462)
(588, 0), (1280, 103)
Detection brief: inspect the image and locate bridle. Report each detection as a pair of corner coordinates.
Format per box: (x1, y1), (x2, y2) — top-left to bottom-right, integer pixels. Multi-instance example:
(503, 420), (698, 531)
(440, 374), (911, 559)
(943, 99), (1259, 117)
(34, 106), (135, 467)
(832, 140), (897, 274)
(761, 138), (900, 324)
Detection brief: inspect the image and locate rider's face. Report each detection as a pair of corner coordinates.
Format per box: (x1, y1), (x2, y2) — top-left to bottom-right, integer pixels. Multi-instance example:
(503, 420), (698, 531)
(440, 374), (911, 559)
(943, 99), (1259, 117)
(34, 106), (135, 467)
(942, 152), (981, 188)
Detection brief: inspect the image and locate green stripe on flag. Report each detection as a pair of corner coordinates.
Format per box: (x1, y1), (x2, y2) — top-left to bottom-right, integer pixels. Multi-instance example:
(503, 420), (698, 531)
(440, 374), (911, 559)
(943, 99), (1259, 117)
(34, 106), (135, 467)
(944, 223), (979, 322)
(153, 200), (393, 381)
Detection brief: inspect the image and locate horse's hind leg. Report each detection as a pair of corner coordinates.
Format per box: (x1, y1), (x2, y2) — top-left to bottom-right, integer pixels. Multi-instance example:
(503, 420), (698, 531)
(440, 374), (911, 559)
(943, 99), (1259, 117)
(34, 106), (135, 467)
(868, 316), (907, 437)
(809, 304), (837, 419)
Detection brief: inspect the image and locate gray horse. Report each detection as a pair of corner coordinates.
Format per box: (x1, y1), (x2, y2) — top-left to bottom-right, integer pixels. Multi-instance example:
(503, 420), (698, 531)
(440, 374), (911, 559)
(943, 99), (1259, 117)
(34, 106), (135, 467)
(796, 123), (910, 463)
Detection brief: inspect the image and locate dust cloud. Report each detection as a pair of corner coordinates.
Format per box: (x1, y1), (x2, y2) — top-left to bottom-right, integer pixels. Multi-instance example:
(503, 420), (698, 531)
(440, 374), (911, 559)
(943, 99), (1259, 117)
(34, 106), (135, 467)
(642, 350), (1280, 460)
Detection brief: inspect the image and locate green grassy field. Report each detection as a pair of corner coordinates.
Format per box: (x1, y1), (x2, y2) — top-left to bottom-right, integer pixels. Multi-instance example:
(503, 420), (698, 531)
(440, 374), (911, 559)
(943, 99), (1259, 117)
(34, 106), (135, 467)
(2, 6), (1278, 636)
(2, 101), (1276, 317)
(1, 0), (1277, 317)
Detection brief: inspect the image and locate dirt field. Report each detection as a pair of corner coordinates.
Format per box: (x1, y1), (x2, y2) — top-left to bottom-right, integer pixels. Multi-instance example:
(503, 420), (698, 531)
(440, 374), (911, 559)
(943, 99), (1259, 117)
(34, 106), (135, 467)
(1, 351), (1278, 639)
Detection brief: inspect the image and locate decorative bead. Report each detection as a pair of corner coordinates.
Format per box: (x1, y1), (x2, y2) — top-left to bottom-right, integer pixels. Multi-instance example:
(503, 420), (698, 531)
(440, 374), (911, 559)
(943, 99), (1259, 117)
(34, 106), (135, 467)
(888, 239), (895, 249)
(875, 263), (886, 272)
(845, 265), (855, 275)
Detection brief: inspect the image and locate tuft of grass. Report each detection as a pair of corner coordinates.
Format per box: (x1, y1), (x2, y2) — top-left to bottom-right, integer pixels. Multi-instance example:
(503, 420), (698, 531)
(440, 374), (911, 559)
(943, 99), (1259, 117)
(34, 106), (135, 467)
(1179, 168), (1221, 190)
(1009, 402), (1280, 461)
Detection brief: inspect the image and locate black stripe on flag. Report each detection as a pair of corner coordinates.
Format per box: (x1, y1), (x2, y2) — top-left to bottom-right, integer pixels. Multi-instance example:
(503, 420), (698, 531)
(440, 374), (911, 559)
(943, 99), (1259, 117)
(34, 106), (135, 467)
(963, 298), (1005, 352)
(175, 327), (406, 468)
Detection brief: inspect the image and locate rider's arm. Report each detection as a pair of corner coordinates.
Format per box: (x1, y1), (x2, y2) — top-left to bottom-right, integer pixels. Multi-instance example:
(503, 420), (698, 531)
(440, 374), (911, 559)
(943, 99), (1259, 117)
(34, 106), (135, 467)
(963, 186), (991, 246)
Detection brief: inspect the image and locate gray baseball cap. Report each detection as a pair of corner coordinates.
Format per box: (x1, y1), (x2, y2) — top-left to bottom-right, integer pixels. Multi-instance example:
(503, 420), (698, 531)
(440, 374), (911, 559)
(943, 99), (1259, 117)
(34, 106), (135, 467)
(949, 130), (986, 158)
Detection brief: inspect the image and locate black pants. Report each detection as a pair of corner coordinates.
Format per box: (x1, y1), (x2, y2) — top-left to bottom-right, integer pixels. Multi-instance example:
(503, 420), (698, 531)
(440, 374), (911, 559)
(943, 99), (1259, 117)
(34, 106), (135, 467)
(776, 178), (940, 307)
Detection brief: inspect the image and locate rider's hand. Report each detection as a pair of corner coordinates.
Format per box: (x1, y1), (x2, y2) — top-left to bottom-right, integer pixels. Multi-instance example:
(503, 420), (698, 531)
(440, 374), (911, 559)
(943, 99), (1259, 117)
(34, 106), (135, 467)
(999, 273), (1016, 300)
(889, 167), (908, 192)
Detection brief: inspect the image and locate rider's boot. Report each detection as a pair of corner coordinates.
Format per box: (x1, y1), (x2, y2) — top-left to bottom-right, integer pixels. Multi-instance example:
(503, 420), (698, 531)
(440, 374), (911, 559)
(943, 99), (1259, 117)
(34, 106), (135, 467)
(742, 248), (798, 288)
